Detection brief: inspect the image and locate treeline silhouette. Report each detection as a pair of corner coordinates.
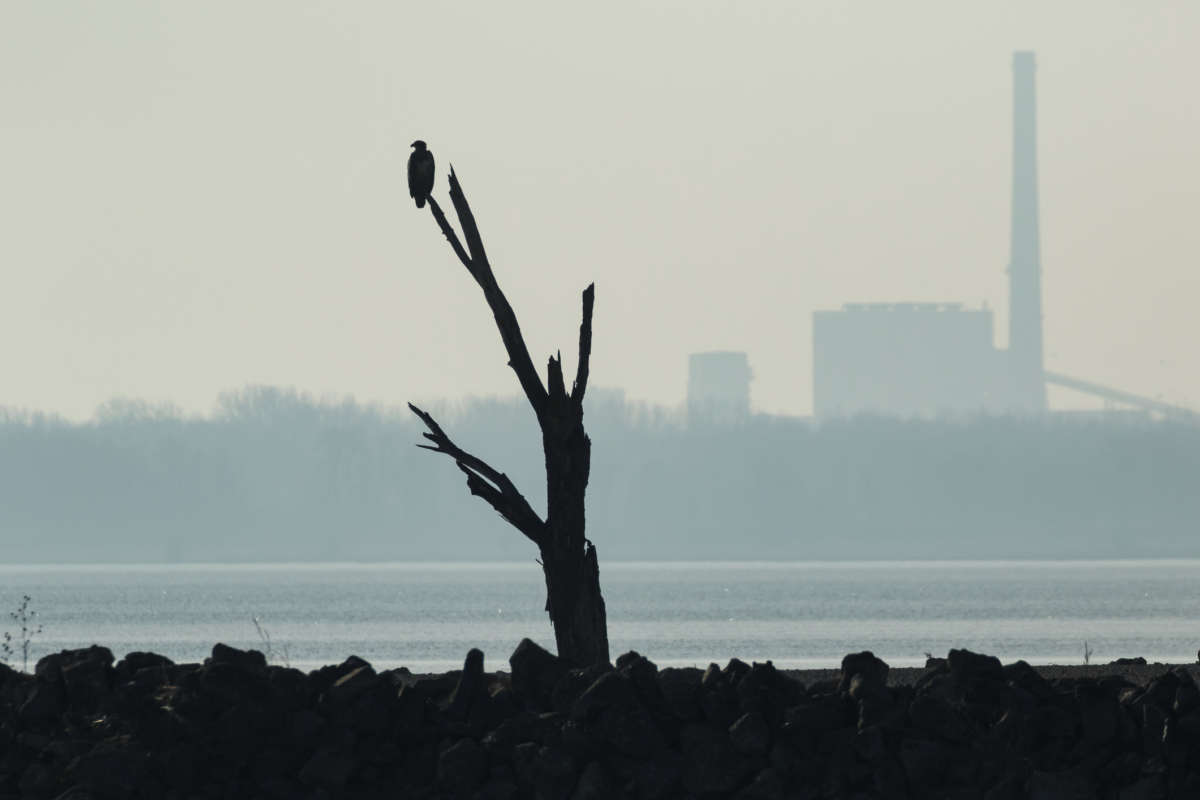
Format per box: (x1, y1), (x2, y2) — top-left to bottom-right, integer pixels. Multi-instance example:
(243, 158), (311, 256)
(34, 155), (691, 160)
(1, 386), (1195, 562)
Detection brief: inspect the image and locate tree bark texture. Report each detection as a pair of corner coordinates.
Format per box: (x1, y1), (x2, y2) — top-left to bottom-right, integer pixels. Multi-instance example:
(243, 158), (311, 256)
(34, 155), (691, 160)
(411, 168), (609, 666)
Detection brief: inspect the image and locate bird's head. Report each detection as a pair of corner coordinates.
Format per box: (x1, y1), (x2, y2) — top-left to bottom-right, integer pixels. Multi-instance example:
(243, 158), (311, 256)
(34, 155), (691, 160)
(411, 140), (427, 150)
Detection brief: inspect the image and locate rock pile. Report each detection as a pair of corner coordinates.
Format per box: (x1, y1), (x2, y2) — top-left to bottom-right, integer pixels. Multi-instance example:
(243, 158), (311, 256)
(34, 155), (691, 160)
(2, 641), (1199, 798)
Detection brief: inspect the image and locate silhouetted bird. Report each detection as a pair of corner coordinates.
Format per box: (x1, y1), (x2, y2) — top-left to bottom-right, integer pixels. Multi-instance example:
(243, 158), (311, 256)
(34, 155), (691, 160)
(408, 140), (435, 208)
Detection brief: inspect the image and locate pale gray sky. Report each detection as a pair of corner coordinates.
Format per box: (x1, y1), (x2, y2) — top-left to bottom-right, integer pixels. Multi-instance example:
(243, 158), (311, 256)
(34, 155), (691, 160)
(2, 1), (1197, 420)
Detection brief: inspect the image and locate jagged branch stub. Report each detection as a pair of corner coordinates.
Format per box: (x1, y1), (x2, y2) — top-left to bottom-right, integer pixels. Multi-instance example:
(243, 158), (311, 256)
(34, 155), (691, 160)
(408, 402), (544, 545)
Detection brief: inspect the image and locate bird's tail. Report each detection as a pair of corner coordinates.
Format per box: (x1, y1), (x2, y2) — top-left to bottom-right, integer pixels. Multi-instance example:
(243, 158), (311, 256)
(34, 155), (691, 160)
(416, 196), (426, 209)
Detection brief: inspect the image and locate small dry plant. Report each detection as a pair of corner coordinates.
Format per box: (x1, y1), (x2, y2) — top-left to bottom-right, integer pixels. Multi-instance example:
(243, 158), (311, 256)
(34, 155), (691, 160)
(252, 615), (291, 668)
(1, 595), (44, 672)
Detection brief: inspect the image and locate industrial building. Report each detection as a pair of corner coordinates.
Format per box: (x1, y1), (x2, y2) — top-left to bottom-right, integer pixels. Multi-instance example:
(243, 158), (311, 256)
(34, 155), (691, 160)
(813, 52), (1046, 419)
(813, 303), (1003, 418)
(813, 53), (1057, 419)
(812, 52), (1197, 422)
(680, 54), (1194, 423)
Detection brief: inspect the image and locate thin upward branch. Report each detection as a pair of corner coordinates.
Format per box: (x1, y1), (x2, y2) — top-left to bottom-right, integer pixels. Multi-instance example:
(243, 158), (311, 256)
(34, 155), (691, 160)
(572, 284), (595, 408)
(408, 403), (545, 545)
(427, 196), (471, 270)
(429, 168), (547, 419)
(448, 166), (489, 268)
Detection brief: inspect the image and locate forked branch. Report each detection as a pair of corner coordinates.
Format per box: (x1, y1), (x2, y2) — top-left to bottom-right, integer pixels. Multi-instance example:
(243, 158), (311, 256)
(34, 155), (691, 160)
(408, 403), (545, 545)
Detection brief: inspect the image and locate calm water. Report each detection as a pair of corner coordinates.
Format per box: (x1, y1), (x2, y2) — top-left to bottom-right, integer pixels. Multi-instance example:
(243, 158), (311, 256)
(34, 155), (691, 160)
(1, 561), (1198, 673)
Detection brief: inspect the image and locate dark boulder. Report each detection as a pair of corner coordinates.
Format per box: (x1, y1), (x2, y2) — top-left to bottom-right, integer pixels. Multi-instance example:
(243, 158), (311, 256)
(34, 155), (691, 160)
(948, 649), (1004, 683)
(1075, 683), (1119, 747)
(679, 724), (754, 796)
(324, 663), (378, 708)
(208, 642), (267, 673)
(783, 695), (852, 737)
(701, 662), (723, 690)
(598, 702), (664, 758)
(838, 651), (889, 696)
(286, 708), (326, 750)
(729, 711), (771, 755)
(1003, 660), (1053, 700)
(0, 660), (18, 690)
(737, 661), (800, 722)
(571, 670), (638, 722)
(438, 737), (488, 796)
(909, 693), (971, 742)
(699, 665), (741, 728)
(475, 685), (518, 730)
(481, 710), (540, 760)
(849, 673), (892, 709)
(616, 651), (662, 709)
(630, 755), (684, 800)
(552, 663), (611, 713)
(925, 656), (949, 671)
(477, 775), (520, 800)
(571, 670), (663, 757)
(1141, 703), (1168, 758)
(1141, 672), (1180, 712)
(18, 683), (63, 726)
(734, 767), (787, 800)
(49, 787), (95, 800)
(297, 747), (355, 791)
(307, 654), (372, 696)
(1034, 703), (1078, 741)
(35, 646), (113, 682)
(394, 681), (427, 734)
(613, 650), (643, 669)
(510, 639), (568, 709)
(66, 742), (147, 800)
(113, 652), (173, 683)
(1119, 774), (1168, 800)
(657, 667), (703, 722)
(1173, 671), (1199, 715)
(852, 724), (888, 762)
(723, 658), (751, 684)
(559, 717), (601, 759)
(447, 648), (486, 720)
(529, 745), (578, 800)
(571, 761), (624, 800)
(1028, 768), (1095, 800)
(899, 736), (948, 788)
(35, 647), (114, 711)
(18, 761), (57, 798)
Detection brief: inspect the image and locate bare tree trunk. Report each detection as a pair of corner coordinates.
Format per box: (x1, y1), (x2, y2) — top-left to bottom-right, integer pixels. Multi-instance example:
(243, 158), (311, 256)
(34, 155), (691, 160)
(410, 167), (609, 666)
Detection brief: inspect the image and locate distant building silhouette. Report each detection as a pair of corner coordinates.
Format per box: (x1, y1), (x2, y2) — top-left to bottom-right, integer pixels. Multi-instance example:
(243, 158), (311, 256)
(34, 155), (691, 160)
(688, 351), (752, 425)
(813, 303), (1002, 418)
(812, 51), (1049, 419)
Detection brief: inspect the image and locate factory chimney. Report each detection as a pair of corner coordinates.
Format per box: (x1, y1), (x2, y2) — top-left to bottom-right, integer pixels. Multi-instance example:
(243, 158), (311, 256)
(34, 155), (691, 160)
(1008, 51), (1047, 412)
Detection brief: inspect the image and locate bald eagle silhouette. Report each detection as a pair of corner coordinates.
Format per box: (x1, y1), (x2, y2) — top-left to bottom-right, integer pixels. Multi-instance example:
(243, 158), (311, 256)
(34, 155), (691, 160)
(408, 140), (435, 208)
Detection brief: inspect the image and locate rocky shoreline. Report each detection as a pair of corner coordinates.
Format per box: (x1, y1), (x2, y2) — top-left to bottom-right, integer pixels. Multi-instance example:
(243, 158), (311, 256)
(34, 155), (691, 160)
(2, 642), (1199, 799)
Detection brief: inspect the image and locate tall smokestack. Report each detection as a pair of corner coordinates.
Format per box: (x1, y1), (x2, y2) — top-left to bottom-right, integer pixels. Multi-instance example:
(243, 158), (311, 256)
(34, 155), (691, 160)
(1008, 51), (1047, 412)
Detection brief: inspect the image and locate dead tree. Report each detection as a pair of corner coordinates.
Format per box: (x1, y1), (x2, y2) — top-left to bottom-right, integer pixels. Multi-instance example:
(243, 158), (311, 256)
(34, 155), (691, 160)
(408, 166), (609, 666)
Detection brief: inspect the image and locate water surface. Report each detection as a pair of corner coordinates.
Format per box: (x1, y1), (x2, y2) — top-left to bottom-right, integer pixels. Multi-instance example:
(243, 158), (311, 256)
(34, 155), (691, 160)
(1, 560), (1197, 673)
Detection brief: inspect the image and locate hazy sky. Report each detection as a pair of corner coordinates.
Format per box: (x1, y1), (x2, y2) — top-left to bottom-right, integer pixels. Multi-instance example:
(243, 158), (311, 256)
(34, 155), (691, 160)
(2, 1), (1197, 420)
